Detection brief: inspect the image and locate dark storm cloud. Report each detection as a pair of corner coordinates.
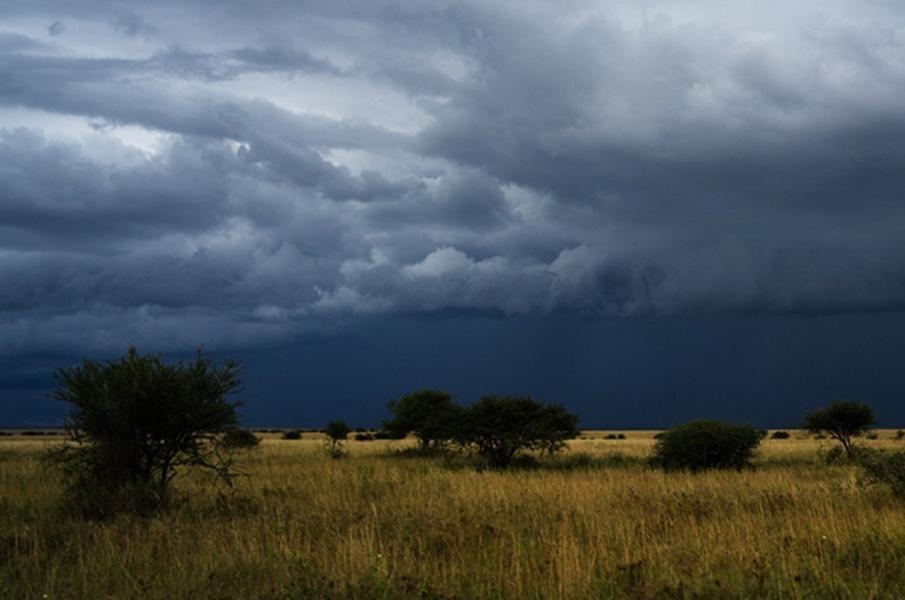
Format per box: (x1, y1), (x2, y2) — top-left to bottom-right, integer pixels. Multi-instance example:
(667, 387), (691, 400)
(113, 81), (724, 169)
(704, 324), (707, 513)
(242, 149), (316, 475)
(2, 0), (905, 354)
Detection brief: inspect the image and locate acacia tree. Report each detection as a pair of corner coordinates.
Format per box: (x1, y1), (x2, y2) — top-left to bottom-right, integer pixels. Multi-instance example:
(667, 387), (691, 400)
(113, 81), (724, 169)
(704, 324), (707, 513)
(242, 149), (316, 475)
(324, 419), (351, 458)
(454, 396), (579, 468)
(53, 347), (242, 516)
(803, 401), (875, 458)
(383, 389), (461, 452)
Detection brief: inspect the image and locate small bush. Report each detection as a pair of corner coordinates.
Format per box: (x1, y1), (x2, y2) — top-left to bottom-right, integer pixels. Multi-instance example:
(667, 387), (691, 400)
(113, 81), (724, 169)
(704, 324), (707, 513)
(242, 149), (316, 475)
(866, 432), (879, 440)
(653, 432), (665, 439)
(770, 431), (791, 439)
(281, 430), (302, 440)
(897, 430), (905, 440)
(325, 420), (351, 459)
(223, 429), (260, 449)
(51, 347), (241, 518)
(453, 396), (579, 468)
(354, 433), (375, 441)
(650, 420), (762, 472)
(858, 450), (905, 498)
(383, 389), (461, 452)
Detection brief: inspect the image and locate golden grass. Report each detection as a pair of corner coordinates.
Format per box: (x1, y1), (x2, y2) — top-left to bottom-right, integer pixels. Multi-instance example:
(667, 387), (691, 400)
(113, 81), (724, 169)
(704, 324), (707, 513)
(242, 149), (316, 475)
(2, 432), (905, 599)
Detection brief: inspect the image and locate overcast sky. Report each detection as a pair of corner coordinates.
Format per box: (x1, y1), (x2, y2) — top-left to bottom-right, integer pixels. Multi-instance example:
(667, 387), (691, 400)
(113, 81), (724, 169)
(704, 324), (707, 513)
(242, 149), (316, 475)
(2, 1), (905, 425)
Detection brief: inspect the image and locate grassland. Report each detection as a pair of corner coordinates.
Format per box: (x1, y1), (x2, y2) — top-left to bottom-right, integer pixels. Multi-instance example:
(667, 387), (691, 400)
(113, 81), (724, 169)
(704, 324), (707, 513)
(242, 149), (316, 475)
(2, 432), (905, 599)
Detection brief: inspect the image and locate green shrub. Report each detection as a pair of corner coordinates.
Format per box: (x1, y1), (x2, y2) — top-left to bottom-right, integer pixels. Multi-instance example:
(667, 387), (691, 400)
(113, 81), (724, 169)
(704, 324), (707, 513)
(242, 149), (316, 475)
(281, 430), (302, 440)
(223, 429), (260, 449)
(354, 433), (375, 441)
(770, 431), (791, 439)
(897, 430), (905, 441)
(453, 396), (579, 468)
(383, 389), (461, 453)
(858, 450), (905, 498)
(650, 420), (762, 472)
(51, 347), (241, 518)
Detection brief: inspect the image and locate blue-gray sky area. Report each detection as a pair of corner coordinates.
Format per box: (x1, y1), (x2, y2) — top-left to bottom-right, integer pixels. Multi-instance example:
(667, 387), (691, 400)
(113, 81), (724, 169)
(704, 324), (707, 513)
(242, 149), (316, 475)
(2, 1), (905, 426)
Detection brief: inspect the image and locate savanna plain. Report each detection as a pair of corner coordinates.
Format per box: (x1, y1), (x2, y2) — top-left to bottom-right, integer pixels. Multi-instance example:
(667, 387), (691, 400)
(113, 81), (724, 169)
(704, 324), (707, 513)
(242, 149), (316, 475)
(2, 432), (905, 599)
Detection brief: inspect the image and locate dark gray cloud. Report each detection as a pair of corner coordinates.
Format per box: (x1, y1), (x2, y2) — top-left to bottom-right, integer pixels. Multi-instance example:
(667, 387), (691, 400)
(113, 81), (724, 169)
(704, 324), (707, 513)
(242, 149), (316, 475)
(2, 0), (905, 355)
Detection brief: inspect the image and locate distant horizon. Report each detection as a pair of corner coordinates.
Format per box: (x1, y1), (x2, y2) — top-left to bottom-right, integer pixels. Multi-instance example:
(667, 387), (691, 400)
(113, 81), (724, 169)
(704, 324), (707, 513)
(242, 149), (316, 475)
(5, 312), (905, 429)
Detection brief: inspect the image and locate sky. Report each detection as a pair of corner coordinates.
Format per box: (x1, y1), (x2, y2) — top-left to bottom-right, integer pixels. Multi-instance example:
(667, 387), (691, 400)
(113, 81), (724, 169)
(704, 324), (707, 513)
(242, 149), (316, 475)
(2, 1), (905, 427)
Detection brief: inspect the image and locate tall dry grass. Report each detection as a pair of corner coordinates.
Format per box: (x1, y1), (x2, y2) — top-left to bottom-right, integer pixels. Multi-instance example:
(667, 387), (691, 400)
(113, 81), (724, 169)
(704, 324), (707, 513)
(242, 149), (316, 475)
(2, 432), (905, 598)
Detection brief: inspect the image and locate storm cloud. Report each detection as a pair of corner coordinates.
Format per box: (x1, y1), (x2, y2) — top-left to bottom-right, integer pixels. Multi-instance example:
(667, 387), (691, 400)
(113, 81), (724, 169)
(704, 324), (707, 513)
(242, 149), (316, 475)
(2, 0), (905, 356)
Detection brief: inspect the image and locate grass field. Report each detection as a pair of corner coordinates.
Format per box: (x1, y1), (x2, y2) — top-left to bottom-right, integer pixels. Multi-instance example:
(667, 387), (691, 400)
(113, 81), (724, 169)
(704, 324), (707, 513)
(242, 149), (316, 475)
(2, 431), (905, 599)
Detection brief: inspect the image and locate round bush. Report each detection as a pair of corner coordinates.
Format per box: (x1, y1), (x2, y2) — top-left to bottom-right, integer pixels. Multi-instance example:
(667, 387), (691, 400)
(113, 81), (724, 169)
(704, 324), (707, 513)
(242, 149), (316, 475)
(650, 420), (762, 472)
(770, 430), (791, 439)
(223, 428), (260, 449)
(859, 449), (905, 498)
(281, 430), (302, 440)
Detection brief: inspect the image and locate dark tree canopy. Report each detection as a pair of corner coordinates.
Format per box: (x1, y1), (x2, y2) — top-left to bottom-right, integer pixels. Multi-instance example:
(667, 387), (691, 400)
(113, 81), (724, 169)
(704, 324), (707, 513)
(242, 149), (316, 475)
(324, 419), (351, 458)
(325, 420), (351, 441)
(53, 347), (242, 516)
(651, 420), (762, 472)
(383, 389), (461, 452)
(454, 396), (580, 468)
(803, 401), (875, 458)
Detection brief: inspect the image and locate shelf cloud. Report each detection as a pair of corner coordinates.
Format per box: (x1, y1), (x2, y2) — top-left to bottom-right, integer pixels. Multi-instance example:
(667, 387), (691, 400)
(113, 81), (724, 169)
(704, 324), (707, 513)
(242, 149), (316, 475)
(3, 0), (905, 355)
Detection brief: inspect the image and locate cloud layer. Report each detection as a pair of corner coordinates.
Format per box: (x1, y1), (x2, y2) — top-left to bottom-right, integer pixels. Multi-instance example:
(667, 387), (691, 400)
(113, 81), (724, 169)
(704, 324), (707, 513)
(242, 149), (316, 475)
(2, 0), (905, 354)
